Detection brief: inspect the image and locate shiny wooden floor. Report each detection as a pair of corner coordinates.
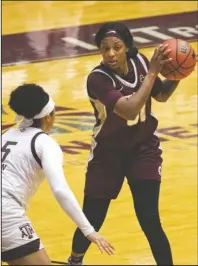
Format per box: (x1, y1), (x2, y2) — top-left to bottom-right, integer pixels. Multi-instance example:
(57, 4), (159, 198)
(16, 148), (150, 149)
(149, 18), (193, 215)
(2, 1), (197, 265)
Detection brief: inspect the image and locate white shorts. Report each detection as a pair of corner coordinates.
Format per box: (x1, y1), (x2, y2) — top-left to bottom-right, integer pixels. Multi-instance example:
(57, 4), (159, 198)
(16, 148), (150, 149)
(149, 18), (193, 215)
(2, 194), (44, 261)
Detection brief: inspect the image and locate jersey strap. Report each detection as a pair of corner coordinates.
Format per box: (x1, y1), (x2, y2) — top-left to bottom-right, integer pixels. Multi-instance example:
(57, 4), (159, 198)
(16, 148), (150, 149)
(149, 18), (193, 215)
(31, 131), (46, 168)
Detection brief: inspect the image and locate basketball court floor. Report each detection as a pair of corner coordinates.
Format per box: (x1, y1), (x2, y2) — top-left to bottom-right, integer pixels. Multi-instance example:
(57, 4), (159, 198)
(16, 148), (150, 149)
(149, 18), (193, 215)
(2, 1), (197, 265)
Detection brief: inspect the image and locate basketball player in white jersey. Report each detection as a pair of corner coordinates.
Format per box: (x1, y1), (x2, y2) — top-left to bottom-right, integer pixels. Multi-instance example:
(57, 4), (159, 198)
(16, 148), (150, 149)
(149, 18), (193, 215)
(2, 84), (114, 265)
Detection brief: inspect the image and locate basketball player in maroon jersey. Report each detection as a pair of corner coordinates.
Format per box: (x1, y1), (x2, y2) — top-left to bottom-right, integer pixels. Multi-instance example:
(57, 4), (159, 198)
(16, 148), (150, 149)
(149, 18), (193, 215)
(67, 22), (180, 265)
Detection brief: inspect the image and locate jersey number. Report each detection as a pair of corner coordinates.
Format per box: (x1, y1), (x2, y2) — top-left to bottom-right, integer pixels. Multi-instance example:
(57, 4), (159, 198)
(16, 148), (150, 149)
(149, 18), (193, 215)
(2, 141), (18, 162)
(127, 104), (146, 126)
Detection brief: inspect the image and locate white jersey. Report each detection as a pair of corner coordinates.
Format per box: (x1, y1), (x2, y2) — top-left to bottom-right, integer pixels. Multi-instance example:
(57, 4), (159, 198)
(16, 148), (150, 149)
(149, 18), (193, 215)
(2, 127), (46, 209)
(2, 127), (95, 237)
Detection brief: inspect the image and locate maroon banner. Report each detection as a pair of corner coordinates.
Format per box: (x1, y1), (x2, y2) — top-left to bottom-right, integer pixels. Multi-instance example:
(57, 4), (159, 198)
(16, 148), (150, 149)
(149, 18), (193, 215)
(2, 11), (197, 66)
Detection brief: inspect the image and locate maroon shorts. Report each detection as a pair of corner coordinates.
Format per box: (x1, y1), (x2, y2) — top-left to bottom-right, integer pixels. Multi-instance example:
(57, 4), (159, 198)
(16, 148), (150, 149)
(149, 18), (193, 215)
(84, 134), (162, 199)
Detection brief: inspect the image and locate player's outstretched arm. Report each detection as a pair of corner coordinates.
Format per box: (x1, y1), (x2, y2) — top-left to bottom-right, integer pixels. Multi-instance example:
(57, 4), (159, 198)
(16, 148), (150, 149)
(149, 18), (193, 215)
(37, 135), (114, 255)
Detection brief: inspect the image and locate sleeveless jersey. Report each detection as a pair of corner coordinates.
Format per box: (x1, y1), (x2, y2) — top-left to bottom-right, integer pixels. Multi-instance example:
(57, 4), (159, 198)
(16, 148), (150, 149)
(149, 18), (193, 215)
(2, 127), (49, 209)
(87, 53), (163, 148)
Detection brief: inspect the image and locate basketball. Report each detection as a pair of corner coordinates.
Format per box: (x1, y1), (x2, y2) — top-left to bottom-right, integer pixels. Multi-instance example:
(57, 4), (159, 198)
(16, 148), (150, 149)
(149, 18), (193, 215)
(160, 39), (196, 80)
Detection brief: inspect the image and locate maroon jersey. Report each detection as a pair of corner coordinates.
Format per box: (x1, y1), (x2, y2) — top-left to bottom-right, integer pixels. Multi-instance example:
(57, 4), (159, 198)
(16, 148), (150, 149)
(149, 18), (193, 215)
(87, 53), (163, 148)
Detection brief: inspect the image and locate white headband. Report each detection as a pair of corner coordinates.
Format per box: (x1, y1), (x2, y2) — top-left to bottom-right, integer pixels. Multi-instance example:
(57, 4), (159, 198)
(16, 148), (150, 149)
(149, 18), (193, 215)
(15, 96), (55, 127)
(106, 30), (117, 34)
(33, 97), (55, 119)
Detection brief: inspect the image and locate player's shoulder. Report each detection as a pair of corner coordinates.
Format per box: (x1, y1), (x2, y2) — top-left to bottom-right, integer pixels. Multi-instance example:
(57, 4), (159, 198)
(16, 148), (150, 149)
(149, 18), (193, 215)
(90, 63), (103, 73)
(3, 127), (39, 140)
(36, 132), (58, 146)
(137, 52), (149, 64)
(35, 132), (63, 159)
(88, 64), (102, 78)
(2, 128), (14, 137)
(87, 63), (114, 85)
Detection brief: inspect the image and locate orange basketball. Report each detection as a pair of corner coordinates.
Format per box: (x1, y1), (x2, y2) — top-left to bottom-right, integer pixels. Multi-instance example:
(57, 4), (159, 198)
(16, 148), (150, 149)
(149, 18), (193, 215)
(160, 39), (196, 80)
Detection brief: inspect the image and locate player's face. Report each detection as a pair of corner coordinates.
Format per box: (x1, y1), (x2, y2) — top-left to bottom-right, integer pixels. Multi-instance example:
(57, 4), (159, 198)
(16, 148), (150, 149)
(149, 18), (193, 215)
(100, 37), (127, 70)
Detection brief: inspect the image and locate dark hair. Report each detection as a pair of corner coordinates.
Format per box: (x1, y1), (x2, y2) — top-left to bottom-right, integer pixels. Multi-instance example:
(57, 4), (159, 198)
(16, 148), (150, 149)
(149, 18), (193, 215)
(9, 84), (49, 119)
(95, 22), (138, 58)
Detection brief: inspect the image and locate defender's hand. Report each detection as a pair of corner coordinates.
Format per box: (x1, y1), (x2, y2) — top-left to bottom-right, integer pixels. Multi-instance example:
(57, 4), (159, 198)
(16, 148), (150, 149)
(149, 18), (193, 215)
(87, 231), (114, 255)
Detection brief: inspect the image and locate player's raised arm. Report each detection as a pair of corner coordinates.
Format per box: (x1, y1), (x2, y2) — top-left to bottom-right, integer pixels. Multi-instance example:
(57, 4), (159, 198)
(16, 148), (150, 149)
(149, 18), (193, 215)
(113, 44), (172, 120)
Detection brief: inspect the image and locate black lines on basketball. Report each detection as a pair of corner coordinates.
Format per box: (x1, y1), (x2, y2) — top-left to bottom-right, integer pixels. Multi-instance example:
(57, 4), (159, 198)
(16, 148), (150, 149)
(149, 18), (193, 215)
(160, 38), (196, 80)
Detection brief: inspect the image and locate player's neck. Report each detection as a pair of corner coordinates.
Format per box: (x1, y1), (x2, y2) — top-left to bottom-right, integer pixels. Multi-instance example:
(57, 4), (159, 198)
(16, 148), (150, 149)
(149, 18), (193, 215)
(114, 61), (129, 77)
(31, 120), (45, 132)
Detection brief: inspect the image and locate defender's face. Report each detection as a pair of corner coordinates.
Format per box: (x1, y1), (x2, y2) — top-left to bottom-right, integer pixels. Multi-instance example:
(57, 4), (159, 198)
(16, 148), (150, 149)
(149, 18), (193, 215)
(100, 37), (127, 70)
